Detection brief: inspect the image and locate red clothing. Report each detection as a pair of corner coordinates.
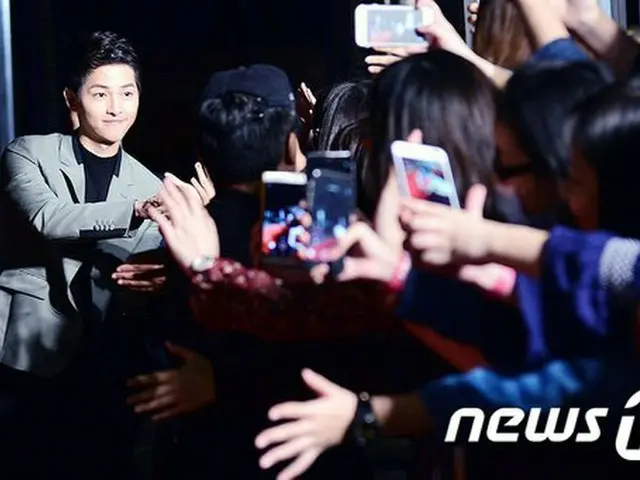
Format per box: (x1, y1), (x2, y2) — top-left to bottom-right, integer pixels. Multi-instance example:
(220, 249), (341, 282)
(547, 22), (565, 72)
(190, 258), (399, 342)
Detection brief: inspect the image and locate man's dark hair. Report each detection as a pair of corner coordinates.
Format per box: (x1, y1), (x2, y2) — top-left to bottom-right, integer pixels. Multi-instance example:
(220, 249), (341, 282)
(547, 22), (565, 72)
(197, 92), (297, 186)
(66, 31), (140, 93)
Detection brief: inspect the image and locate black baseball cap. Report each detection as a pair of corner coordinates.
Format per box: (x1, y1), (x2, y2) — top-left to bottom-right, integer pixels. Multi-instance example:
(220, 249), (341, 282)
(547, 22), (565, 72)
(201, 64), (295, 109)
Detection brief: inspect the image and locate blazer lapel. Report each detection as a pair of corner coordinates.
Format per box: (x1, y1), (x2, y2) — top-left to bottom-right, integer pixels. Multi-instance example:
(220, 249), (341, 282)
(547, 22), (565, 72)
(107, 152), (136, 201)
(58, 135), (85, 202)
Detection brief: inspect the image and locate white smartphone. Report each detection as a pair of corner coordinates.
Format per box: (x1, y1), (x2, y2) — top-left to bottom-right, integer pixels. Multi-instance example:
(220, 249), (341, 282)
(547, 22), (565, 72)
(260, 171), (308, 266)
(354, 4), (434, 48)
(391, 140), (460, 208)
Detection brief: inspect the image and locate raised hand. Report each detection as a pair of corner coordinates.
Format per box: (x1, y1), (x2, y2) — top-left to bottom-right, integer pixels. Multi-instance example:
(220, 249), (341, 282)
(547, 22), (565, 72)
(190, 162), (216, 206)
(400, 184), (492, 268)
(127, 342), (215, 421)
(255, 369), (357, 480)
(415, 0), (473, 61)
(148, 176), (219, 273)
(365, 45), (428, 75)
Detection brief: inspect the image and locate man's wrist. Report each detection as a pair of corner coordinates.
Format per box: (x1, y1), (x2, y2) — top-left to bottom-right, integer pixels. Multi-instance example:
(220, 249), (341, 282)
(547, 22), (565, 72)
(347, 392), (381, 447)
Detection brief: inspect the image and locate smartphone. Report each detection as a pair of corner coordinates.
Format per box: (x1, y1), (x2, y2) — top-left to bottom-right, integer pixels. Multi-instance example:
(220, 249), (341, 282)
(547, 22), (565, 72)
(391, 140), (460, 208)
(354, 4), (434, 48)
(306, 151), (355, 177)
(306, 168), (354, 261)
(260, 171), (308, 266)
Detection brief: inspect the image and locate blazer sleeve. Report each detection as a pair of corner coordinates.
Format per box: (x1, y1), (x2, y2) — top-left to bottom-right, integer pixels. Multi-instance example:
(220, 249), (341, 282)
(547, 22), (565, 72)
(1, 140), (141, 241)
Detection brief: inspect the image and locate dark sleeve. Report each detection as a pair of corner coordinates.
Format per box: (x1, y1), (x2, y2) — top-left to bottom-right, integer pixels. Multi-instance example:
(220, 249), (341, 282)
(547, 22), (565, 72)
(539, 226), (628, 356)
(397, 269), (535, 368)
(419, 357), (629, 441)
(530, 38), (591, 62)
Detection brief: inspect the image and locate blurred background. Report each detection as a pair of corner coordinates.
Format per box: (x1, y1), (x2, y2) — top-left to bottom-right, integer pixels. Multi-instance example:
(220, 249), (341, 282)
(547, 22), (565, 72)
(1, 0), (465, 176)
(1, 0), (635, 176)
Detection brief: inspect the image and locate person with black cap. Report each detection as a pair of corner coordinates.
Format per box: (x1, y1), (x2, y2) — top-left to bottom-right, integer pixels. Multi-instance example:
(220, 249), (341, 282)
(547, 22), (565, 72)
(141, 63), (391, 479)
(198, 64), (307, 267)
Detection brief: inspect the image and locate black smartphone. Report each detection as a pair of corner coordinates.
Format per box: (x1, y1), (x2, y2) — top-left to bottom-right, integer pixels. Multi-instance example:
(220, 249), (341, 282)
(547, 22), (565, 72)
(306, 151), (354, 177)
(305, 168), (355, 262)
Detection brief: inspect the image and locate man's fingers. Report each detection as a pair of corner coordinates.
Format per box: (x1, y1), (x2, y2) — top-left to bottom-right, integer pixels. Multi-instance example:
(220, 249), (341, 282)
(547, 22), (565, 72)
(133, 395), (177, 414)
(365, 55), (401, 67)
(464, 184), (488, 218)
(166, 176), (202, 213)
(191, 177), (208, 200)
(406, 128), (423, 144)
(268, 401), (315, 422)
(259, 437), (315, 470)
(116, 279), (166, 289)
(113, 264), (164, 276)
(372, 47), (405, 57)
(195, 162), (210, 181)
(407, 232), (446, 253)
(255, 420), (313, 449)
(331, 222), (380, 259)
(126, 384), (173, 405)
(403, 215), (445, 235)
(127, 370), (175, 388)
(276, 449), (321, 480)
(400, 197), (449, 215)
(336, 257), (383, 282)
(148, 207), (177, 246)
(161, 178), (190, 219)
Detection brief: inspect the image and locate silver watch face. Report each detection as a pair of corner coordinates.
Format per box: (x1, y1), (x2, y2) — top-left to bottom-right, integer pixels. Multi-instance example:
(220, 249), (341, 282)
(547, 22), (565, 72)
(191, 256), (215, 273)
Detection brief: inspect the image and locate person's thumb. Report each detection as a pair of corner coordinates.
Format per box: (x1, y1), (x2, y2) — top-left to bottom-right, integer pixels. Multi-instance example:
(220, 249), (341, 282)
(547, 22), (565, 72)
(406, 128), (423, 144)
(464, 184), (487, 217)
(302, 368), (340, 396)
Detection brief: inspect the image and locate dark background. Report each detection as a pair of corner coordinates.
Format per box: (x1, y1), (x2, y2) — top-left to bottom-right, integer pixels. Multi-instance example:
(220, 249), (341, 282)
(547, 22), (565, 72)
(10, 0), (462, 176)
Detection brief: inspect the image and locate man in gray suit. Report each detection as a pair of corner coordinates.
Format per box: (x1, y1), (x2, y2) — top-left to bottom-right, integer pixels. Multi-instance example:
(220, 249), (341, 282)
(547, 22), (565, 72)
(0, 31), (164, 478)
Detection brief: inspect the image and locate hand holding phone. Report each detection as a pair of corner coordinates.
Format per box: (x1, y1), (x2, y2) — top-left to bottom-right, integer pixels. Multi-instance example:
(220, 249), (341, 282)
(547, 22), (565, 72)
(305, 168), (355, 262)
(355, 4), (434, 48)
(260, 171), (309, 268)
(391, 140), (460, 208)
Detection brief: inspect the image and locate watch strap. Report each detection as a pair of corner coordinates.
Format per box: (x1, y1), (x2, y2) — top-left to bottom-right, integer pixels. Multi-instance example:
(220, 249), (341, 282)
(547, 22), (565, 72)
(348, 392), (380, 448)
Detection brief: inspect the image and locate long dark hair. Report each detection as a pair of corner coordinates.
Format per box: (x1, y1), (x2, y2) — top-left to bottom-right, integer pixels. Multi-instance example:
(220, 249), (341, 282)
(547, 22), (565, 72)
(499, 61), (613, 182)
(473, 0), (532, 69)
(312, 81), (371, 151)
(369, 50), (508, 221)
(570, 81), (640, 239)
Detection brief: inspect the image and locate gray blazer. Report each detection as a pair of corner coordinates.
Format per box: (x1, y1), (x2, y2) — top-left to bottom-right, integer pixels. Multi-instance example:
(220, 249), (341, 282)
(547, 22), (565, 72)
(0, 133), (163, 377)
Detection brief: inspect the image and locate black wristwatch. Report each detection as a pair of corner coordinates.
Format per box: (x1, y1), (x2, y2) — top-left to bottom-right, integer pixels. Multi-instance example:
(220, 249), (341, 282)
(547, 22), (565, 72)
(348, 392), (380, 448)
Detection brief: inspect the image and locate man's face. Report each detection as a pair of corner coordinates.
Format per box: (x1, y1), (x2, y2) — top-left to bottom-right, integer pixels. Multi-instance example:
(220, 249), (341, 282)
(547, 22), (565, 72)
(72, 64), (139, 145)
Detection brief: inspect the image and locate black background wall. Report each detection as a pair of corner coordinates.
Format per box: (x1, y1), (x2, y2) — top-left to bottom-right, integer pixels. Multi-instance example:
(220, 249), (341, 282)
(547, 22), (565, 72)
(9, 0), (461, 176)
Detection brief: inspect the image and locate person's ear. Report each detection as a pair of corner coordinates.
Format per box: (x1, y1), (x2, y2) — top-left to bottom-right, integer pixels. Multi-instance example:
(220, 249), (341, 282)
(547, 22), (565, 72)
(285, 132), (306, 172)
(63, 88), (78, 112)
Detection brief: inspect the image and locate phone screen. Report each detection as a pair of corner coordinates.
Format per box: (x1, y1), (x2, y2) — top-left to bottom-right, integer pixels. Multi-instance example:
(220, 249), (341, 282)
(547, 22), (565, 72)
(367, 9), (424, 45)
(401, 157), (457, 205)
(307, 169), (353, 260)
(261, 182), (307, 263)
